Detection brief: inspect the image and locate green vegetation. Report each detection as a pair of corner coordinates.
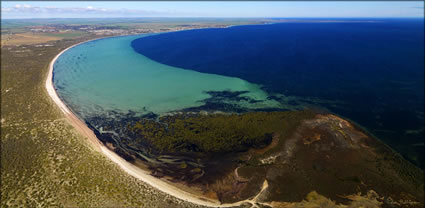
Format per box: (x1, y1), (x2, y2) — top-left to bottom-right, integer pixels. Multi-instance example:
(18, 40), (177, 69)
(129, 111), (315, 154)
(1, 33), (203, 208)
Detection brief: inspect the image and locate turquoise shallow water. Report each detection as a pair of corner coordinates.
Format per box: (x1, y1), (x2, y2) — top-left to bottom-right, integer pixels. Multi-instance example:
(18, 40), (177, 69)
(53, 34), (282, 119)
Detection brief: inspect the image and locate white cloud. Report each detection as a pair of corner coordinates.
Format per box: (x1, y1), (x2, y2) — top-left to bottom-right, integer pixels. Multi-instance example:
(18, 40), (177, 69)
(1, 4), (177, 17)
(1, 8), (12, 12)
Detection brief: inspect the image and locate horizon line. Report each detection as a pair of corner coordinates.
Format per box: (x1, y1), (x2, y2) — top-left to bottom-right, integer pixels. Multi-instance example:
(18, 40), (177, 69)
(2, 16), (424, 20)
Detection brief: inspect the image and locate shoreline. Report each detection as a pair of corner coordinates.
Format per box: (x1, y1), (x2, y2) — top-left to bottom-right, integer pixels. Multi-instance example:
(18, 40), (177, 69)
(46, 38), (104, 152)
(45, 35), (262, 207)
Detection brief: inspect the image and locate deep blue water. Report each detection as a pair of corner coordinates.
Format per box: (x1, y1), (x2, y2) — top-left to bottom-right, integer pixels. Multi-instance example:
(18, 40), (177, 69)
(131, 18), (424, 168)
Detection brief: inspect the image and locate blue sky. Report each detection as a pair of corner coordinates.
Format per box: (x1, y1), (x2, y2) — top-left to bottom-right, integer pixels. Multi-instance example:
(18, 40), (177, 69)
(1, 1), (424, 19)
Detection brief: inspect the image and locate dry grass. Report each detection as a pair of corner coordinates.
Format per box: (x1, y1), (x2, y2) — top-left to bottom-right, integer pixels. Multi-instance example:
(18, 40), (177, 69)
(1, 32), (62, 46)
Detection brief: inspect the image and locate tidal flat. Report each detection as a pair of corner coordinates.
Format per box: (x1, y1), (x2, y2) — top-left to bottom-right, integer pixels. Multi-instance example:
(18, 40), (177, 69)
(92, 109), (424, 206)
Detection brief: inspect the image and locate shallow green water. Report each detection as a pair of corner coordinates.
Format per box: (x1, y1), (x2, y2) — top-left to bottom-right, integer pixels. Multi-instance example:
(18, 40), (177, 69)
(53, 34), (281, 119)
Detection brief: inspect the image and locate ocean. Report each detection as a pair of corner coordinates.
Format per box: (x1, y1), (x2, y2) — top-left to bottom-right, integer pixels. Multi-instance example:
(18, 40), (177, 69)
(54, 18), (424, 168)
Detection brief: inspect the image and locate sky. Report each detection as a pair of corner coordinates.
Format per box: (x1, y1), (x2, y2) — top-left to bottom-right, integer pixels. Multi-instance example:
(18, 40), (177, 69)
(1, 1), (424, 19)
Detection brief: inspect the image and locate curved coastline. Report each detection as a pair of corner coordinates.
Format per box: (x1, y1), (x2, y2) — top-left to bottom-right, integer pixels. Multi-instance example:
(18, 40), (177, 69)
(45, 36), (267, 207)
